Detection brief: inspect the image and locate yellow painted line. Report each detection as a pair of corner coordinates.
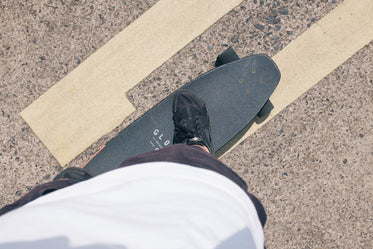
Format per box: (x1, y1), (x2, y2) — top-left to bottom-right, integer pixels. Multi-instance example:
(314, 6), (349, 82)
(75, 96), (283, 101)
(223, 0), (373, 155)
(20, 0), (242, 166)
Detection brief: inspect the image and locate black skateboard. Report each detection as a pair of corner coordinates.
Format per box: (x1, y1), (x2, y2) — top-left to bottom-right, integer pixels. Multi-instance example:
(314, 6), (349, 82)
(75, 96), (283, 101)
(82, 47), (281, 176)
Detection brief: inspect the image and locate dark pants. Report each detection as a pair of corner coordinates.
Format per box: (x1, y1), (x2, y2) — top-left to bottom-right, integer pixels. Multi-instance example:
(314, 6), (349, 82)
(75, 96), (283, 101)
(0, 144), (267, 227)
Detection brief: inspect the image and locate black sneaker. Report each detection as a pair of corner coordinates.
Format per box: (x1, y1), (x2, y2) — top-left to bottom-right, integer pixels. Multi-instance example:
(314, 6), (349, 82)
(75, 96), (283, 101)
(172, 90), (213, 153)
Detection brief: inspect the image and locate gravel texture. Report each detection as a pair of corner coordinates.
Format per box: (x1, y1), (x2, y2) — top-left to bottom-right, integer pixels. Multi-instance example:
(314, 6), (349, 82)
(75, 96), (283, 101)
(2, 0), (372, 248)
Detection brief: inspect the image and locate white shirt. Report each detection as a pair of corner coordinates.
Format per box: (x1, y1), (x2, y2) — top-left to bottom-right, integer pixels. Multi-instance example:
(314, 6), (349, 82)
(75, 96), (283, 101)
(0, 162), (263, 249)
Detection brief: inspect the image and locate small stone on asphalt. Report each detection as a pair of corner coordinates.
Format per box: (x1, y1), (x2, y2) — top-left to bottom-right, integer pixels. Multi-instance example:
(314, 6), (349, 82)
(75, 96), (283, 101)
(254, 23), (265, 31)
(279, 8), (289, 15)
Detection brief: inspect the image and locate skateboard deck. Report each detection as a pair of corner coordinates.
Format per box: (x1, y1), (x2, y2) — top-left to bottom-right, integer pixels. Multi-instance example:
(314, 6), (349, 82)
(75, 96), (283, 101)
(83, 48), (281, 176)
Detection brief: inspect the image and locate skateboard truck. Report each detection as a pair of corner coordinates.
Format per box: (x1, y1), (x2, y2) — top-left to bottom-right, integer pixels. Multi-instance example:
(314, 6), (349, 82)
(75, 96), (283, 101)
(257, 100), (274, 118)
(215, 46), (240, 67)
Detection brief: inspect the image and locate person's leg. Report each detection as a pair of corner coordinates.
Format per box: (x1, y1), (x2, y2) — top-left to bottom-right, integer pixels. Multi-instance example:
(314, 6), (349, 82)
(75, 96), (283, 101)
(122, 89), (267, 227)
(192, 144), (209, 153)
(173, 89), (268, 227)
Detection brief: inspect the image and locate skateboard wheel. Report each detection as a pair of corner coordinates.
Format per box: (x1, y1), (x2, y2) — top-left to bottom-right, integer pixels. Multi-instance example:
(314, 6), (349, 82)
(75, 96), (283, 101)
(215, 46), (240, 67)
(257, 100), (274, 117)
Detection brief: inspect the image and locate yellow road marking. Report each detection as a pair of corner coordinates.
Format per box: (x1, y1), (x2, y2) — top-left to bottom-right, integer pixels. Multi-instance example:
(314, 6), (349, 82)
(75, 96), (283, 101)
(20, 0), (242, 166)
(21, 0), (373, 166)
(224, 0), (373, 155)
